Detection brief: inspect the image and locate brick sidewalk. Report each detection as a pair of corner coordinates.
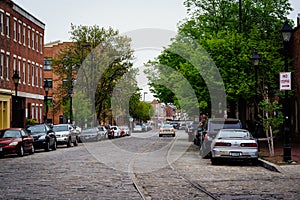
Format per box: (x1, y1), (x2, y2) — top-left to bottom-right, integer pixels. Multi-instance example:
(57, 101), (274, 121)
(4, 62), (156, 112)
(259, 135), (300, 165)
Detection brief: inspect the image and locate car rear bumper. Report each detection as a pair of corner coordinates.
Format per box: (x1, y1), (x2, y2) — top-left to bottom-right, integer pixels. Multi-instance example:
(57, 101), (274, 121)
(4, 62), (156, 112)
(212, 147), (258, 159)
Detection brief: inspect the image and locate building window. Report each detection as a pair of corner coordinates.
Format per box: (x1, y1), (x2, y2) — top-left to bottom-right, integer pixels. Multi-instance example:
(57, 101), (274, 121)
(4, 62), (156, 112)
(6, 53), (9, 80)
(0, 10), (3, 35)
(22, 59), (26, 84)
(40, 65), (42, 87)
(44, 78), (53, 88)
(13, 18), (16, 41)
(0, 52), (4, 79)
(36, 32), (39, 52)
(31, 104), (34, 120)
(44, 58), (52, 70)
(36, 64), (38, 87)
(6, 15), (10, 37)
(13, 55), (16, 71)
(31, 29), (34, 50)
(27, 27), (31, 48)
(39, 105), (42, 123)
(23, 23), (26, 46)
(18, 21), (21, 44)
(31, 62), (35, 86)
(36, 105), (38, 122)
(62, 78), (68, 87)
(27, 61), (30, 85)
(40, 34), (43, 54)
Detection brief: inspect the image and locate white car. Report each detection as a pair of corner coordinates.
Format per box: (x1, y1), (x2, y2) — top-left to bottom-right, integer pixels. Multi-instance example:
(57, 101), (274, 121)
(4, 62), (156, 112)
(52, 124), (79, 147)
(119, 126), (131, 136)
(111, 126), (121, 137)
(133, 125), (143, 132)
(210, 129), (258, 165)
(159, 124), (175, 137)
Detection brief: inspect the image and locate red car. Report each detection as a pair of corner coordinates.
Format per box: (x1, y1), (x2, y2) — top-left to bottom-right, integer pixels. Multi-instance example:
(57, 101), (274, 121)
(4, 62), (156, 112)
(0, 128), (34, 157)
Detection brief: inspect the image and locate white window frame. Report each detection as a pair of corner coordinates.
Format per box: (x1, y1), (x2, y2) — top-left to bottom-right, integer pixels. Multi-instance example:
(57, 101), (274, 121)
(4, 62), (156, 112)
(6, 52), (10, 80)
(31, 62), (35, 86)
(40, 34), (43, 54)
(36, 63), (39, 87)
(13, 55), (16, 72)
(31, 104), (34, 119)
(13, 17), (17, 41)
(31, 28), (35, 50)
(36, 104), (38, 122)
(6, 13), (10, 38)
(39, 105), (43, 123)
(27, 26), (31, 48)
(0, 50), (4, 79)
(40, 64), (43, 88)
(18, 20), (21, 44)
(27, 60), (31, 85)
(18, 56), (21, 83)
(23, 23), (26, 46)
(35, 31), (39, 52)
(22, 58), (26, 84)
(0, 10), (4, 35)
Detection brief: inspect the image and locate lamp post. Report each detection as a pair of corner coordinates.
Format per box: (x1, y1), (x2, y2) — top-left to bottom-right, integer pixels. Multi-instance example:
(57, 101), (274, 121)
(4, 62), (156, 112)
(12, 71), (20, 128)
(12, 70), (20, 96)
(69, 86), (73, 124)
(252, 50), (260, 124)
(143, 92), (148, 102)
(280, 20), (293, 163)
(43, 80), (50, 124)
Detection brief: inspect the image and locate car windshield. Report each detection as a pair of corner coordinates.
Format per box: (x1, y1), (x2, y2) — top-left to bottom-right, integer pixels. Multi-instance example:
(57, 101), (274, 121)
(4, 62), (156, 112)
(26, 125), (46, 134)
(53, 125), (69, 132)
(0, 130), (21, 138)
(218, 130), (251, 139)
(82, 128), (97, 134)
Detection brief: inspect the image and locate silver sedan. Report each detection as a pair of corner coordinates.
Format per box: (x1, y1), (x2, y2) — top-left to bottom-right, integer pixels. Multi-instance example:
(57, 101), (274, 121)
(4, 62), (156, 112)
(210, 129), (258, 165)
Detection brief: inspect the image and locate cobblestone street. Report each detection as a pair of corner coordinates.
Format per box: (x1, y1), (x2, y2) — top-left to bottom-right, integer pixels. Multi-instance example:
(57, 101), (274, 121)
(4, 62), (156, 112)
(0, 130), (300, 199)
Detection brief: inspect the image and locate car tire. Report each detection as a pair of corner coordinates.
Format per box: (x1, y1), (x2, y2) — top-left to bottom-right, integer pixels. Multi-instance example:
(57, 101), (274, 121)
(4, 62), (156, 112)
(45, 141), (50, 152)
(67, 138), (72, 147)
(159, 134), (162, 137)
(211, 158), (220, 165)
(29, 145), (35, 155)
(252, 158), (258, 166)
(52, 140), (57, 150)
(18, 145), (24, 157)
(74, 138), (78, 146)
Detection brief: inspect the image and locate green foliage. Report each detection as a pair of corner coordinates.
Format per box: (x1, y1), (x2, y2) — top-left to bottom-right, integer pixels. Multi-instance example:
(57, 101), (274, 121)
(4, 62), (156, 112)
(26, 118), (38, 125)
(258, 100), (284, 134)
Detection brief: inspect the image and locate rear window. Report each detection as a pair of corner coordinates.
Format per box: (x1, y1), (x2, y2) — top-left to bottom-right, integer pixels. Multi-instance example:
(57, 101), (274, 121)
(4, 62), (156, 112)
(208, 119), (242, 132)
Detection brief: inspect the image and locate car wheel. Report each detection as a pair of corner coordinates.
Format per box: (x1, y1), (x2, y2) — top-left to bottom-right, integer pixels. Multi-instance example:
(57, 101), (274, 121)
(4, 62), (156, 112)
(159, 134), (162, 137)
(252, 158), (258, 166)
(29, 145), (35, 155)
(74, 138), (78, 146)
(45, 141), (50, 152)
(211, 158), (220, 165)
(67, 138), (72, 147)
(52, 140), (57, 150)
(18, 145), (24, 157)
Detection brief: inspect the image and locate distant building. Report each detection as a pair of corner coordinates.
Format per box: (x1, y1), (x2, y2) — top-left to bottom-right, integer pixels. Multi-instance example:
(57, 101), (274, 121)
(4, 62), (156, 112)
(0, 0), (45, 128)
(44, 41), (73, 124)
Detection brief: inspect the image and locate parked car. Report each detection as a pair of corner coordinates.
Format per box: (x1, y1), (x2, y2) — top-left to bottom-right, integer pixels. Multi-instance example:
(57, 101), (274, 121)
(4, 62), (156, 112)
(97, 126), (107, 139)
(0, 128), (35, 157)
(105, 125), (114, 139)
(119, 126), (130, 136)
(133, 125), (143, 132)
(53, 124), (79, 147)
(210, 129), (258, 165)
(159, 124), (176, 137)
(111, 126), (121, 137)
(200, 118), (242, 158)
(80, 127), (102, 142)
(26, 124), (57, 152)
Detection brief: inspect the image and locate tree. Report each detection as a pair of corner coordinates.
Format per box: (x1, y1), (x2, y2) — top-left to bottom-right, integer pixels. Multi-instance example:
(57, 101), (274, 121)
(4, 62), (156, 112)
(146, 0), (293, 125)
(52, 24), (136, 126)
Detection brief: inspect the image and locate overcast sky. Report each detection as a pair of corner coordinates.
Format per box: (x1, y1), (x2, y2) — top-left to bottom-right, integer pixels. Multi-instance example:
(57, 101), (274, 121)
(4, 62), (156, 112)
(12, 0), (300, 101)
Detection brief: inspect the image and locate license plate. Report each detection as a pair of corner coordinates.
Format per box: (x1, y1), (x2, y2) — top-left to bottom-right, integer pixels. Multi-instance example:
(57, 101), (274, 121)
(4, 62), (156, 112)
(0, 147), (2, 151)
(85, 137), (90, 140)
(230, 152), (240, 157)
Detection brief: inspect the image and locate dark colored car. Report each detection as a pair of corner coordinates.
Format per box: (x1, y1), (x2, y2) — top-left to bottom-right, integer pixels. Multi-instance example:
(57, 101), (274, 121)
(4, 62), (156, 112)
(26, 124), (57, 152)
(105, 125), (115, 139)
(200, 118), (242, 158)
(0, 128), (34, 157)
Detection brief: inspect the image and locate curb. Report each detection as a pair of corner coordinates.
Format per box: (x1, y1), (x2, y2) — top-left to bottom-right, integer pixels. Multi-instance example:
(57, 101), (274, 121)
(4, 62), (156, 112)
(258, 158), (282, 173)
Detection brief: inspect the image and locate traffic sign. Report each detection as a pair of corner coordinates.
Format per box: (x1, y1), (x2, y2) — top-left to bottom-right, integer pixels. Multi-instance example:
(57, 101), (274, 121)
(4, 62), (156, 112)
(280, 72), (291, 90)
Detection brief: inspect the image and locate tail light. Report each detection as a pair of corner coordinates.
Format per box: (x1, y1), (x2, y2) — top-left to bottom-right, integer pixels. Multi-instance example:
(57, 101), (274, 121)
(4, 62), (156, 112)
(214, 142), (231, 147)
(240, 143), (257, 147)
(172, 128), (175, 133)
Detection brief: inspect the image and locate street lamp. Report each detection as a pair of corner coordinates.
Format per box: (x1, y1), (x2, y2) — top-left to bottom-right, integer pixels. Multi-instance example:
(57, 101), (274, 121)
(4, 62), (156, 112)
(12, 70), (20, 96)
(43, 80), (50, 123)
(252, 50), (260, 126)
(143, 92), (148, 102)
(12, 71), (20, 128)
(69, 86), (73, 124)
(280, 20), (293, 163)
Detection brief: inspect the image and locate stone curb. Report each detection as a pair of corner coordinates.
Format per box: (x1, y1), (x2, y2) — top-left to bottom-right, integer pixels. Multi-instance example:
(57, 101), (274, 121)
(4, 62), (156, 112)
(258, 158), (282, 173)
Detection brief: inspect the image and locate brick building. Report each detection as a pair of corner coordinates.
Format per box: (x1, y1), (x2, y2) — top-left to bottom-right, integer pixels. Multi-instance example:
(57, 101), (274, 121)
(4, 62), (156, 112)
(0, 0), (45, 128)
(44, 40), (73, 124)
(291, 15), (300, 135)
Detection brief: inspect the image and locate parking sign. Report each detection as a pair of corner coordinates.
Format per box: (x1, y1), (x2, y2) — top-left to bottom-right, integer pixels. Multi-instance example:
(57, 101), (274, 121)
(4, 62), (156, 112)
(280, 72), (291, 90)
